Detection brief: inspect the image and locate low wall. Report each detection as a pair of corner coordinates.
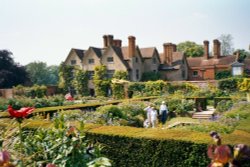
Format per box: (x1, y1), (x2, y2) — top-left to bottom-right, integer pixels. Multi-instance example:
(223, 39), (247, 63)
(0, 89), (13, 99)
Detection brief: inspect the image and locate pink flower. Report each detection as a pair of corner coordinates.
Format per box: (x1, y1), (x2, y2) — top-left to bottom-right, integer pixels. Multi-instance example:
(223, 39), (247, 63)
(46, 163), (57, 167)
(0, 150), (10, 165)
(8, 105), (34, 118)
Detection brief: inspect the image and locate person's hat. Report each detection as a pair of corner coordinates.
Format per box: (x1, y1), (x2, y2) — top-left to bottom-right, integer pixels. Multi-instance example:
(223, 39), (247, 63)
(162, 101), (165, 104)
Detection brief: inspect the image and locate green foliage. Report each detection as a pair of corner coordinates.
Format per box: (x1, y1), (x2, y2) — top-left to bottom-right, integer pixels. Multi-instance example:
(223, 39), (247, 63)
(216, 100), (233, 113)
(238, 78), (250, 92)
(14, 84), (47, 98)
(141, 71), (161, 81)
(86, 133), (209, 167)
(73, 69), (89, 96)
(58, 63), (75, 93)
(8, 116), (111, 167)
(0, 50), (29, 88)
(128, 82), (145, 97)
(169, 82), (199, 96)
(111, 70), (129, 99)
(93, 65), (110, 97)
(177, 41), (204, 57)
(144, 80), (168, 96)
(96, 105), (124, 119)
(215, 70), (232, 80)
(112, 70), (128, 80)
(218, 77), (243, 92)
(26, 61), (59, 85)
(234, 49), (250, 63)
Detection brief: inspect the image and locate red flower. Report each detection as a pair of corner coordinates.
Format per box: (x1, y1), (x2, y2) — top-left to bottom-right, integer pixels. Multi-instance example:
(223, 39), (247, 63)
(8, 105), (34, 118)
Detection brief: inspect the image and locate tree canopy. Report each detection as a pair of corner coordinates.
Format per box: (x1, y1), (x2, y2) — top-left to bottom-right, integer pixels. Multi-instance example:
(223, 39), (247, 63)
(0, 50), (29, 88)
(25, 61), (59, 85)
(177, 41), (204, 57)
(218, 34), (234, 55)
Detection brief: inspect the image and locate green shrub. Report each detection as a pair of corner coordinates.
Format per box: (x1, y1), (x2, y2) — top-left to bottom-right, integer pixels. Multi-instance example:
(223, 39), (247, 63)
(215, 70), (232, 79)
(216, 100), (233, 113)
(86, 133), (209, 167)
(218, 77), (243, 92)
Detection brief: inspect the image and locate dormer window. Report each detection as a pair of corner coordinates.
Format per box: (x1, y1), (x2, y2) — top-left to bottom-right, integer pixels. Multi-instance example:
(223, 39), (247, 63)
(107, 57), (114, 63)
(88, 59), (95, 64)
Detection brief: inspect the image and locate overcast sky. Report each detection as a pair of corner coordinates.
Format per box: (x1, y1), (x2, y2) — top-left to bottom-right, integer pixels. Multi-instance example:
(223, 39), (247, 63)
(1, 0), (250, 66)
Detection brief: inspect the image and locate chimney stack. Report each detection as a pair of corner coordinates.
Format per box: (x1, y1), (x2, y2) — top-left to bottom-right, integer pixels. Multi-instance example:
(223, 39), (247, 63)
(107, 35), (114, 47)
(213, 39), (221, 59)
(128, 36), (136, 58)
(103, 35), (108, 48)
(203, 40), (209, 59)
(163, 43), (175, 65)
(113, 39), (122, 47)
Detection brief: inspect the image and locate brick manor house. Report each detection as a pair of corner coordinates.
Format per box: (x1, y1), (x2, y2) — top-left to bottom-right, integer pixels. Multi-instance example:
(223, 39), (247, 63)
(64, 34), (249, 88)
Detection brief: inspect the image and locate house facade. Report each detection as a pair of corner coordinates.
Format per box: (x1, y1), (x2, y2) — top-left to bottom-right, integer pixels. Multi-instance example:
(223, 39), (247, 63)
(187, 40), (237, 80)
(159, 43), (189, 81)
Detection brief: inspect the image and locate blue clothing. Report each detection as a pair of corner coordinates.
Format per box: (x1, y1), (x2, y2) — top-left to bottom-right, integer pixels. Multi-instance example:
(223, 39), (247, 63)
(161, 110), (167, 124)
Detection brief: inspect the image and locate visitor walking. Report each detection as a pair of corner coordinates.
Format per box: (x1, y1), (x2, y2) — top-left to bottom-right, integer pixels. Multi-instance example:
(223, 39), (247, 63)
(159, 101), (168, 128)
(150, 107), (158, 128)
(144, 105), (152, 127)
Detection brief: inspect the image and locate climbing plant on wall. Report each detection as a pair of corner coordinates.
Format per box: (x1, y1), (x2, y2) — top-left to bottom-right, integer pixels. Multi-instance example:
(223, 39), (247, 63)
(111, 70), (129, 99)
(93, 65), (110, 97)
(73, 68), (89, 96)
(58, 63), (74, 93)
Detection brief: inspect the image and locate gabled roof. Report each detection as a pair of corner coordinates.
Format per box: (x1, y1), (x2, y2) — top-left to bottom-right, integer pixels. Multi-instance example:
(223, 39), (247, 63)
(89, 47), (102, 58)
(187, 55), (237, 67)
(73, 48), (85, 60)
(159, 52), (184, 65)
(140, 47), (155, 58)
(64, 48), (85, 64)
(103, 46), (130, 70)
(121, 46), (143, 61)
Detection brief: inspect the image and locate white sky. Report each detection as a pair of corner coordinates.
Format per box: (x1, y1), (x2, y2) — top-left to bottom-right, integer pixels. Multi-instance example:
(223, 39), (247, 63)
(1, 0), (250, 65)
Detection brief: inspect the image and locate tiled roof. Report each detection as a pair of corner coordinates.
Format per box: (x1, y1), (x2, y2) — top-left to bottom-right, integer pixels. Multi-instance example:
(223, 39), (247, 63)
(140, 47), (155, 58)
(187, 55), (237, 67)
(90, 47), (102, 58)
(72, 48), (85, 60)
(159, 52), (184, 65)
(121, 47), (129, 60)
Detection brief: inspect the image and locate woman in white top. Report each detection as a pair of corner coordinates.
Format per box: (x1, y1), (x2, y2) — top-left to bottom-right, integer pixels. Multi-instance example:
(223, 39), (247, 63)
(150, 107), (158, 128)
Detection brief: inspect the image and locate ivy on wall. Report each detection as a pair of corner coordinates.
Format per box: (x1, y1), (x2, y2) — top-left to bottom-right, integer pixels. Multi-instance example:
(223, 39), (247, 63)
(111, 70), (129, 99)
(58, 64), (75, 93)
(73, 68), (89, 96)
(93, 65), (110, 97)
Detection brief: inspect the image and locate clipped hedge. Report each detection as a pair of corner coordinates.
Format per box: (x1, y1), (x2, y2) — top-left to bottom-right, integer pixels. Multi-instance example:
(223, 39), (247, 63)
(86, 132), (209, 167)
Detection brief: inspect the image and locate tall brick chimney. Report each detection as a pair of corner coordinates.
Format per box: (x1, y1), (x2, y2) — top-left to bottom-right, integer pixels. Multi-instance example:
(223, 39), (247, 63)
(103, 35), (108, 48)
(107, 35), (114, 47)
(113, 39), (122, 47)
(163, 43), (174, 65)
(203, 40), (209, 59)
(213, 39), (221, 59)
(128, 36), (136, 58)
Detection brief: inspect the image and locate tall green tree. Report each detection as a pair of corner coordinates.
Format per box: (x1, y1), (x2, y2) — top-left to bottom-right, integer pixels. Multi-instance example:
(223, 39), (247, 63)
(177, 41), (204, 57)
(25, 62), (59, 85)
(234, 49), (250, 63)
(218, 34), (234, 55)
(0, 50), (29, 88)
